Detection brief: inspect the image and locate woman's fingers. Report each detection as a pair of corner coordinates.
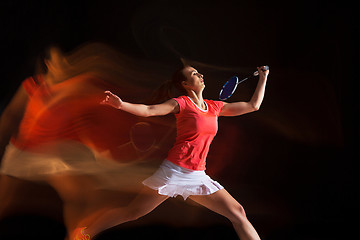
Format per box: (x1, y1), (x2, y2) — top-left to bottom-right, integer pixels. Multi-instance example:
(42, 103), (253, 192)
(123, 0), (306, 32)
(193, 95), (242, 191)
(257, 66), (269, 78)
(258, 66), (268, 71)
(100, 91), (113, 105)
(104, 90), (114, 98)
(100, 90), (122, 109)
(104, 91), (121, 100)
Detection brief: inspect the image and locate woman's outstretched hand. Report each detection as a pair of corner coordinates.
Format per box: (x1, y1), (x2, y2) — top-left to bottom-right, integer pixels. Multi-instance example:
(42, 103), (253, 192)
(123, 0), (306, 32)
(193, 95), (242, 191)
(257, 66), (269, 79)
(100, 91), (123, 109)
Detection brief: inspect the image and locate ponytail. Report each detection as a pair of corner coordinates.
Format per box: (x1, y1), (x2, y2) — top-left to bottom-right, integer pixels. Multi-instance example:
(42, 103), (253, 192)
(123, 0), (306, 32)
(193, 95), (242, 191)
(146, 64), (190, 104)
(147, 80), (173, 104)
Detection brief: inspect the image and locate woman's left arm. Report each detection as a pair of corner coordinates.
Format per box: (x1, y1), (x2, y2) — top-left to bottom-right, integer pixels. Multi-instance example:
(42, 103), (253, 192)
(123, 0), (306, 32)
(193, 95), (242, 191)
(220, 66), (269, 116)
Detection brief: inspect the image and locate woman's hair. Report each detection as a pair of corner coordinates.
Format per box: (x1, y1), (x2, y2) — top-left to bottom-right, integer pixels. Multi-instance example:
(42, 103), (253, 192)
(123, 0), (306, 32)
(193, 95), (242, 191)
(147, 65), (190, 104)
(32, 45), (62, 84)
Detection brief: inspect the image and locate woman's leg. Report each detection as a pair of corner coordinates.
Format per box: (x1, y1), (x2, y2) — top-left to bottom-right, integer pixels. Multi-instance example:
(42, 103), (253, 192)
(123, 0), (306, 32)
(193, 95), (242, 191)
(47, 174), (103, 233)
(0, 175), (24, 218)
(76, 186), (168, 238)
(189, 189), (261, 240)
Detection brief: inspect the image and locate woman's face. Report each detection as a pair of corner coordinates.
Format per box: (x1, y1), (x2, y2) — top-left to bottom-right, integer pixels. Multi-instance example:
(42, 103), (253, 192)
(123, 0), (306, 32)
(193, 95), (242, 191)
(45, 48), (69, 76)
(181, 66), (205, 91)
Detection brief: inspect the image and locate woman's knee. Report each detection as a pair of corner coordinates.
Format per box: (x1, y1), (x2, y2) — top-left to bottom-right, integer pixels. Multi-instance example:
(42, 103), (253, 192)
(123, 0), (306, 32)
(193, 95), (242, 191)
(227, 204), (248, 224)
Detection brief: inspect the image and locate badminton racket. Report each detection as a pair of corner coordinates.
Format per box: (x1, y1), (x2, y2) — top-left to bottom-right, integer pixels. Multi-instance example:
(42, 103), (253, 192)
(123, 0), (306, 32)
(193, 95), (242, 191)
(219, 65), (269, 100)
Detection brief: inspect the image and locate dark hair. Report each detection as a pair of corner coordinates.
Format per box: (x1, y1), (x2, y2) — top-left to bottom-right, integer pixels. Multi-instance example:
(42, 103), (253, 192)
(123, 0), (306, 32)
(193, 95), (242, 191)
(33, 45), (66, 81)
(171, 65), (190, 93)
(147, 65), (190, 104)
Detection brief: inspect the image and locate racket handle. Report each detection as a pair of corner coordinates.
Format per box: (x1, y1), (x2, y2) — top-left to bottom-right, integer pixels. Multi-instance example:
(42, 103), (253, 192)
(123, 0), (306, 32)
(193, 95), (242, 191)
(253, 65), (269, 76)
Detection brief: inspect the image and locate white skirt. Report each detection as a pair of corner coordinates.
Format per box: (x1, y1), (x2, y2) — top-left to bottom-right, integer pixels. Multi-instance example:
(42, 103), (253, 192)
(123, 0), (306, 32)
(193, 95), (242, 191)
(142, 160), (224, 200)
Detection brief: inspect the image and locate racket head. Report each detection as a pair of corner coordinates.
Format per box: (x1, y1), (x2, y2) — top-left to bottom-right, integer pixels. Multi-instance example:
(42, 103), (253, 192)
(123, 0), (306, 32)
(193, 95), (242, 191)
(219, 76), (239, 100)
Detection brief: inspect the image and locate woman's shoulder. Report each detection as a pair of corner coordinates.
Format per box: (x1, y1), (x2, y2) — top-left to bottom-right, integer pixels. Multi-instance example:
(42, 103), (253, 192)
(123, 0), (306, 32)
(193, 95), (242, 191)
(172, 95), (189, 104)
(172, 95), (187, 110)
(22, 75), (44, 95)
(173, 95), (187, 100)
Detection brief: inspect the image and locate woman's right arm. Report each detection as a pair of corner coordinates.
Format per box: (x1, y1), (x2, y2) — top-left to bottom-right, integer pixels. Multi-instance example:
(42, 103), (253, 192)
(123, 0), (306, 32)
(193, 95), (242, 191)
(100, 91), (179, 117)
(0, 85), (28, 159)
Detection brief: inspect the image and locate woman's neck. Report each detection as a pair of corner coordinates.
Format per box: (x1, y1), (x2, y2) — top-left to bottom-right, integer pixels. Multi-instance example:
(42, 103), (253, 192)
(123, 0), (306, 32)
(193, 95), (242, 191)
(187, 91), (206, 110)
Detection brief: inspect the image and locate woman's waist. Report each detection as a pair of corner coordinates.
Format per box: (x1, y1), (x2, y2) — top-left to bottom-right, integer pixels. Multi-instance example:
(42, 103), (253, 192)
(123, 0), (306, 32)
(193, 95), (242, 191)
(161, 159), (206, 175)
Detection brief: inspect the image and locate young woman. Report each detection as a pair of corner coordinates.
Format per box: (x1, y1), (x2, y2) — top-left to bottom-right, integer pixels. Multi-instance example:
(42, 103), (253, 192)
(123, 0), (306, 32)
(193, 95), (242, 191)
(74, 65), (269, 240)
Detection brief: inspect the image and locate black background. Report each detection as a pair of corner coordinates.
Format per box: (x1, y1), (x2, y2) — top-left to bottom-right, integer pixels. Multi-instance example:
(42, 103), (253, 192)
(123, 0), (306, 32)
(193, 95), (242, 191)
(0, 0), (357, 239)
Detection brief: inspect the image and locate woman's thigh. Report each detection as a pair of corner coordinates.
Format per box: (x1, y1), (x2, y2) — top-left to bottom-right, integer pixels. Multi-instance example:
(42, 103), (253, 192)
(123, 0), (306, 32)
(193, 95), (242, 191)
(127, 186), (169, 216)
(188, 189), (245, 220)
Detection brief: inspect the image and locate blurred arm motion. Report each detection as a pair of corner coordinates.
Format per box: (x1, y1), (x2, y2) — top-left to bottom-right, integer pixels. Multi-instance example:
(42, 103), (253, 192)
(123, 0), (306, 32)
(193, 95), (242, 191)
(0, 85), (28, 160)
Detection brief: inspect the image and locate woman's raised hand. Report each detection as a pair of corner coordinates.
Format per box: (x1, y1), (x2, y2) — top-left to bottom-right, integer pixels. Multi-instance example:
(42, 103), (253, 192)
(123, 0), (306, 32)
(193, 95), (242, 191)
(100, 91), (123, 109)
(257, 66), (269, 79)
